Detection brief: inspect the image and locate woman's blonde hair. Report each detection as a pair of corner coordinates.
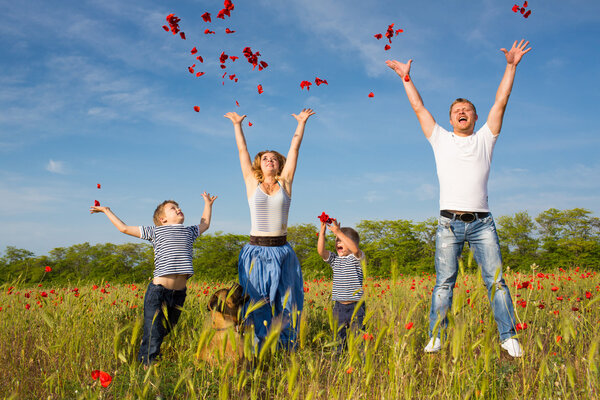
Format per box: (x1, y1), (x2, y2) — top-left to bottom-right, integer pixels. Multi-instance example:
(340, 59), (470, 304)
(251, 150), (286, 182)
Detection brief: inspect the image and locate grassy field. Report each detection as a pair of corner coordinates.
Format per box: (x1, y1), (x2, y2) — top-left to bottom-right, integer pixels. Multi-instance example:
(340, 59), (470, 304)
(1, 265), (599, 399)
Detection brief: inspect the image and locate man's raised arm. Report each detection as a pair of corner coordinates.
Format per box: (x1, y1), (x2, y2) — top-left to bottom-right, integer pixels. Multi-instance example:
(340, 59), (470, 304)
(386, 59), (436, 138)
(487, 39), (532, 135)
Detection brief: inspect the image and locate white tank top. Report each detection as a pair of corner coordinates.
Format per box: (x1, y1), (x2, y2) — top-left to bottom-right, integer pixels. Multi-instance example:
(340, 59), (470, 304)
(248, 182), (291, 236)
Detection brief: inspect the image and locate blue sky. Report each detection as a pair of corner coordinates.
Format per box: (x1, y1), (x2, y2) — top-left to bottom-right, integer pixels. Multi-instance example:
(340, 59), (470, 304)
(1, 0), (599, 256)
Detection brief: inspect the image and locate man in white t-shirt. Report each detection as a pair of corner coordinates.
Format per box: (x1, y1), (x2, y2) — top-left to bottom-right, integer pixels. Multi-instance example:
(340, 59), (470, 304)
(386, 39), (531, 358)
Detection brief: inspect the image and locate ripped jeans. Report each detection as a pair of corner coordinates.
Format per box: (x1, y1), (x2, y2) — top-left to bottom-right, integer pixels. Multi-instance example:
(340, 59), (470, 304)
(429, 214), (517, 341)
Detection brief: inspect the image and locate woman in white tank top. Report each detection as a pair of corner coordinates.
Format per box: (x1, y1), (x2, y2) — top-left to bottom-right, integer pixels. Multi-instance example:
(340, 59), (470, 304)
(224, 108), (315, 349)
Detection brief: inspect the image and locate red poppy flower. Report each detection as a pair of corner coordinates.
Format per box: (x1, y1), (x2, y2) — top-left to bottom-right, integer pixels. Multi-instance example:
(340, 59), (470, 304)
(384, 44), (391, 51)
(346, 367), (354, 374)
(363, 333), (374, 341)
(162, 25), (169, 31)
(318, 212), (333, 224)
(511, 4), (519, 12)
(556, 296), (563, 301)
(196, 72), (204, 77)
(523, 10), (531, 18)
(94, 200), (100, 206)
(204, 29), (215, 34)
(572, 306), (579, 312)
(40, 292), (48, 297)
(92, 285), (98, 290)
(25, 304), (31, 310)
(300, 80), (312, 90)
(404, 75), (410, 82)
(537, 273), (545, 278)
(225, 28), (236, 34)
(191, 47), (198, 55)
(91, 369), (101, 380)
(193, 106), (200, 112)
(196, 55), (204, 62)
(551, 286), (559, 291)
(201, 12), (211, 22)
(179, 32), (186, 40)
(315, 77), (328, 86)
(368, 92), (374, 98)
(515, 322), (528, 331)
(230, 56), (239, 62)
(91, 370), (112, 387)
(374, 33), (383, 40)
(235, 100), (240, 107)
(45, 266), (52, 272)
(538, 304), (545, 309)
(586, 291), (592, 299)
(556, 335), (562, 343)
(257, 84), (263, 94)
(405, 322), (414, 330)
(248, 121), (253, 127)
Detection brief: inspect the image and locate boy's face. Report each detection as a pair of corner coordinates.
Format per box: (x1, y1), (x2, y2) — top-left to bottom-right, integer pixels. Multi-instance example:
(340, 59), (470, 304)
(160, 202), (185, 225)
(335, 237), (352, 257)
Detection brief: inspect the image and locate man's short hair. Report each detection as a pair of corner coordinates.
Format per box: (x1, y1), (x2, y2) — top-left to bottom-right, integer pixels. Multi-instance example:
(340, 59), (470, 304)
(449, 98), (477, 117)
(340, 227), (360, 245)
(153, 200), (179, 226)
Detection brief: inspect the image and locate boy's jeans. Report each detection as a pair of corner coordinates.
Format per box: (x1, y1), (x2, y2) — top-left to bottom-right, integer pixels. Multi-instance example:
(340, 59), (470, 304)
(333, 301), (365, 348)
(429, 214), (517, 342)
(138, 282), (186, 365)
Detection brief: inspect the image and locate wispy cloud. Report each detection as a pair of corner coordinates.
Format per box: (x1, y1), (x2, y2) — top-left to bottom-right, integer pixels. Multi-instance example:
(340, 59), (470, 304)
(46, 159), (67, 174)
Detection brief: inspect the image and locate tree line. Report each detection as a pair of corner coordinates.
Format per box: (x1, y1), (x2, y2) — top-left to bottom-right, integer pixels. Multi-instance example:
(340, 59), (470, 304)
(1, 208), (598, 285)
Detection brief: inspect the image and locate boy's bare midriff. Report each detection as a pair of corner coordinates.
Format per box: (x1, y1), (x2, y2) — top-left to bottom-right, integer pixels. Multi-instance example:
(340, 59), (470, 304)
(153, 274), (189, 290)
(338, 300), (358, 305)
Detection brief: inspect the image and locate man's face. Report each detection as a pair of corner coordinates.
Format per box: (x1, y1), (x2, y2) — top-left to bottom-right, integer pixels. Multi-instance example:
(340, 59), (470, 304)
(450, 102), (478, 134)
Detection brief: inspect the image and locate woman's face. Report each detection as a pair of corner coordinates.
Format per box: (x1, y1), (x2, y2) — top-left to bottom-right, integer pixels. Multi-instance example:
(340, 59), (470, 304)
(260, 152), (280, 175)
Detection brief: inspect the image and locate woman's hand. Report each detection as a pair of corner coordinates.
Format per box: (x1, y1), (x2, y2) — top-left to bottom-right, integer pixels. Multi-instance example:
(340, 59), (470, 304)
(385, 59), (412, 79)
(224, 112), (246, 125)
(291, 108), (316, 124)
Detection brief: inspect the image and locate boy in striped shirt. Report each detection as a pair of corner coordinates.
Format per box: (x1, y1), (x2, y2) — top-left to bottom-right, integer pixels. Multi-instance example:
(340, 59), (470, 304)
(90, 192), (217, 365)
(317, 219), (365, 349)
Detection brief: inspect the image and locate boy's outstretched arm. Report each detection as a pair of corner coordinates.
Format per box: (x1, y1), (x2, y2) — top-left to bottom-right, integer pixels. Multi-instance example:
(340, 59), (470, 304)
(487, 39), (532, 135)
(385, 59), (436, 138)
(329, 220), (362, 259)
(90, 206), (141, 238)
(198, 192), (217, 234)
(280, 108), (316, 186)
(317, 221), (330, 261)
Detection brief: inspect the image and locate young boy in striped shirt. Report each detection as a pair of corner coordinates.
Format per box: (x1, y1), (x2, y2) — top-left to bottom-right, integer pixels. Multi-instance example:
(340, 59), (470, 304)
(317, 219), (365, 348)
(90, 192), (217, 365)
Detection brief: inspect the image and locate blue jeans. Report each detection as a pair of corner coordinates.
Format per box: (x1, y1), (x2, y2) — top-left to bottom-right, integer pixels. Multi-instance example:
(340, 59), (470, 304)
(138, 282), (187, 364)
(429, 214), (517, 341)
(333, 301), (365, 347)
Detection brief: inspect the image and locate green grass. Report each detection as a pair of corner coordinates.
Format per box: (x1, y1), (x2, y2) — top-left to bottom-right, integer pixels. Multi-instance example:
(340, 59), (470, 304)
(0, 267), (598, 399)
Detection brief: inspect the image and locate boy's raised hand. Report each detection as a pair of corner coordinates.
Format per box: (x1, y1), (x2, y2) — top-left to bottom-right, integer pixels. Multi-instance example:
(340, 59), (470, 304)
(291, 108), (316, 124)
(201, 191), (218, 205)
(224, 112), (246, 125)
(328, 218), (341, 234)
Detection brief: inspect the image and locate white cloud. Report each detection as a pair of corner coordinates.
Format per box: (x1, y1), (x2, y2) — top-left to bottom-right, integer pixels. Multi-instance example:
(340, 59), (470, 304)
(46, 159), (67, 174)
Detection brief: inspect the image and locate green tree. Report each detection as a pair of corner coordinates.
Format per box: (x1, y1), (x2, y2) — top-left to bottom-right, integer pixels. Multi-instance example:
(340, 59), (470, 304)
(496, 211), (538, 269)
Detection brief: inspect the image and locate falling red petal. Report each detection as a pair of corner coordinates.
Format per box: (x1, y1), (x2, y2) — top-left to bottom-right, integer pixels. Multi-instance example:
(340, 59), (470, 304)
(196, 55), (203, 62)
(220, 64), (226, 69)
(260, 60), (268, 69)
(520, 7), (525, 14)
(248, 121), (253, 126)
(222, 72), (227, 78)
(368, 92), (374, 98)
(225, 28), (236, 34)
(97, 183), (101, 189)
(193, 106), (200, 112)
(523, 1), (528, 7)
(196, 72), (204, 77)
(201, 12), (211, 22)
(224, 0), (235, 11)
(204, 29), (215, 34)
(230, 56), (239, 61)
(524, 10), (531, 18)
(395, 29), (403, 35)
(404, 75), (410, 82)
(257, 84), (264, 94)
(374, 33), (383, 40)
(235, 100), (240, 107)
(180, 32), (186, 40)
(300, 80), (312, 90)
(94, 200), (100, 206)
(234, 78), (238, 82)
(512, 4), (519, 12)
(229, 74), (236, 80)
(384, 44), (391, 51)
(219, 51), (229, 63)
(315, 77), (328, 86)
(191, 47), (198, 55)
(188, 66), (195, 74)
(162, 25), (169, 32)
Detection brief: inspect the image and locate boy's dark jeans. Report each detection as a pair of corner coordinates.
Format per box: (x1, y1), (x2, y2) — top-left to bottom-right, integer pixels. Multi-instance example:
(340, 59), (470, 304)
(333, 301), (365, 347)
(138, 282), (187, 365)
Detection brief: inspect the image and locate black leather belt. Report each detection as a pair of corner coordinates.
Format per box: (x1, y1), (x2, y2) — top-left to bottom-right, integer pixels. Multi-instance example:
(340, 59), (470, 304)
(440, 210), (489, 222)
(249, 235), (287, 247)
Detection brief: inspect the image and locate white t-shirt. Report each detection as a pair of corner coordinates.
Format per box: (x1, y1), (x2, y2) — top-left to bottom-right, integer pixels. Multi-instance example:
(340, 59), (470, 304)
(427, 123), (498, 212)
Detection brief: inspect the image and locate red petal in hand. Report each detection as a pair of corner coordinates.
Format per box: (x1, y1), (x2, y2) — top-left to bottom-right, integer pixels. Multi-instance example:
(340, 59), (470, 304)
(97, 183), (101, 189)
(180, 32), (186, 40)
(257, 84), (264, 94)
(162, 25), (169, 32)
(374, 33), (383, 40)
(94, 200), (100, 206)
(248, 121), (253, 126)
(230, 56), (238, 61)
(225, 28), (236, 34)
(384, 44), (391, 51)
(201, 12), (211, 22)
(196, 55), (203, 62)
(523, 9), (531, 18)
(368, 92), (374, 98)
(404, 75), (410, 82)
(512, 4), (519, 12)
(191, 47), (198, 55)
(193, 106), (200, 112)
(196, 72), (204, 77)
(235, 100), (240, 107)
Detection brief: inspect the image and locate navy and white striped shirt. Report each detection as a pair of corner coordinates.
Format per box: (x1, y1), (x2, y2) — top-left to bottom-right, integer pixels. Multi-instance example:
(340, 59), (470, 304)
(248, 183), (291, 236)
(139, 224), (200, 277)
(326, 252), (364, 302)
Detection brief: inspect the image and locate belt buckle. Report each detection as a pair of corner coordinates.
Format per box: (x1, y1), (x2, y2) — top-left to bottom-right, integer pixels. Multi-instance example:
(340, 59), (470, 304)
(459, 213), (476, 223)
